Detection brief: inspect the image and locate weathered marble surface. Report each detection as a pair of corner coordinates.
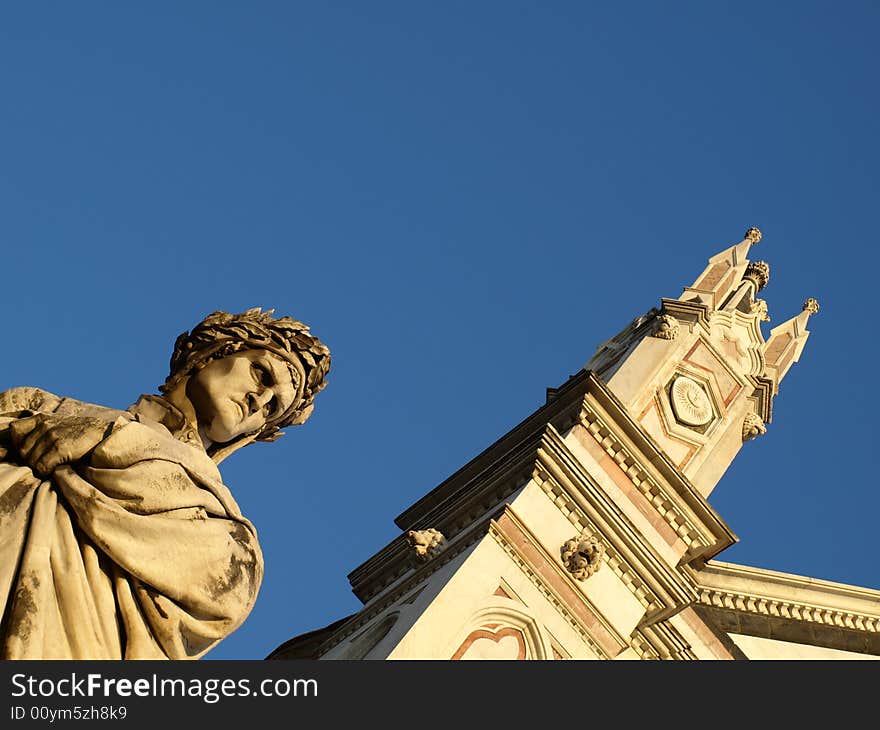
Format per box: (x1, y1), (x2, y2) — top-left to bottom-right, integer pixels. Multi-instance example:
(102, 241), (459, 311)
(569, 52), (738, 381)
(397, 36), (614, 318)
(0, 308), (329, 659)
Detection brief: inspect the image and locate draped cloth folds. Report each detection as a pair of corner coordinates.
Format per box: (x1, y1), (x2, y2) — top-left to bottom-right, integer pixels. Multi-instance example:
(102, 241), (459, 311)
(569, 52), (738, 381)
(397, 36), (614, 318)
(0, 387), (263, 659)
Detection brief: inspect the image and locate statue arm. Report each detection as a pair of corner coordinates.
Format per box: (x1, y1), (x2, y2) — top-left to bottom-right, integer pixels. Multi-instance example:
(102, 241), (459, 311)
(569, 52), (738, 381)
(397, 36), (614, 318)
(0, 390), (261, 658)
(50, 419), (263, 658)
(0, 387), (133, 477)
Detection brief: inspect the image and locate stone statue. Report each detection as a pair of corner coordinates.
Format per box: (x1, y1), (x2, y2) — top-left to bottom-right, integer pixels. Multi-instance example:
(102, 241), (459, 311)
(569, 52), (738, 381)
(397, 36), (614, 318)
(0, 308), (330, 659)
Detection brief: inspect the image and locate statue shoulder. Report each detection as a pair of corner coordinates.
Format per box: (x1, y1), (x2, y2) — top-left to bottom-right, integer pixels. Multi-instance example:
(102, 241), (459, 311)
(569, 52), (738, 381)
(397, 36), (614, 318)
(0, 386), (64, 415)
(0, 386), (126, 420)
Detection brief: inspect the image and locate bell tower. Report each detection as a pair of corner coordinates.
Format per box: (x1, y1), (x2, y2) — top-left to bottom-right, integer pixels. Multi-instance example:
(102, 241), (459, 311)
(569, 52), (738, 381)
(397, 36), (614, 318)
(268, 228), (877, 662)
(583, 225), (817, 497)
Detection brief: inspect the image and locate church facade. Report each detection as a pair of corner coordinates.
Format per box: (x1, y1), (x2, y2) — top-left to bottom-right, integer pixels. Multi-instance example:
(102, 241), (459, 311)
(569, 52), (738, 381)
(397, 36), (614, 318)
(270, 228), (880, 660)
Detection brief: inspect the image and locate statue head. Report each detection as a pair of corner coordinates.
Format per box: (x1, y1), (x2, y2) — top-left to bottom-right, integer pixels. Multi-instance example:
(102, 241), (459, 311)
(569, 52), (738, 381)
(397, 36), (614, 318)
(160, 308), (330, 457)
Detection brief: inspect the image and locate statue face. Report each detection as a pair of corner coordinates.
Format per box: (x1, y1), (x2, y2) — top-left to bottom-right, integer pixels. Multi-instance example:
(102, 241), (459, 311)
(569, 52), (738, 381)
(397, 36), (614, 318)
(186, 349), (302, 444)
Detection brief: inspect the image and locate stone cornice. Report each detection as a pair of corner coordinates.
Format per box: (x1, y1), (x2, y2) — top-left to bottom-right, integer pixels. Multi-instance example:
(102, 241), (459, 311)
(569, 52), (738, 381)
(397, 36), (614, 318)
(535, 427), (697, 624)
(577, 401), (729, 563)
(628, 606), (747, 661)
(696, 561), (880, 617)
(750, 375), (774, 423)
(349, 371), (736, 607)
(393, 371), (735, 556)
(320, 508), (499, 654)
(577, 376), (738, 563)
(346, 418), (712, 634)
(630, 621), (698, 660)
(348, 437), (541, 602)
(488, 507), (623, 659)
(693, 561), (880, 655)
(352, 371), (597, 599)
(660, 297), (712, 328)
(392, 370), (595, 532)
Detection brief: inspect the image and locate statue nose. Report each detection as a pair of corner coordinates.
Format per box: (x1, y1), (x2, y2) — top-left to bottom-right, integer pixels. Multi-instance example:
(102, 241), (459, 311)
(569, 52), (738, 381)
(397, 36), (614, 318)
(247, 389), (273, 414)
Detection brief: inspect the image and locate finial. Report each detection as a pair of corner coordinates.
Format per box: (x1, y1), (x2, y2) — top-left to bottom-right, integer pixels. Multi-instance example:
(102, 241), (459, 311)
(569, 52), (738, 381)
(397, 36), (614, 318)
(744, 227), (762, 245)
(802, 297), (820, 315)
(743, 260), (770, 291)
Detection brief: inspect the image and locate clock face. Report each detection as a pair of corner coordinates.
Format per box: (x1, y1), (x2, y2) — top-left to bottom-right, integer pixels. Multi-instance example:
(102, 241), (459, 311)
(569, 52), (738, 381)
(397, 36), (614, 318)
(670, 375), (713, 427)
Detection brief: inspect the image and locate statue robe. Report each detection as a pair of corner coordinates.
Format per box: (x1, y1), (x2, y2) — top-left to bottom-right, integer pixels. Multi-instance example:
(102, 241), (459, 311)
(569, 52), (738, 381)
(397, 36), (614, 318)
(0, 387), (263, 659)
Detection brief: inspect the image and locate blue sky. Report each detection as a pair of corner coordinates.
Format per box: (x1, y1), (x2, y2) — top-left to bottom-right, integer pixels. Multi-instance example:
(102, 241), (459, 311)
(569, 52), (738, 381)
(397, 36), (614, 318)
(1, 2), (878, 660)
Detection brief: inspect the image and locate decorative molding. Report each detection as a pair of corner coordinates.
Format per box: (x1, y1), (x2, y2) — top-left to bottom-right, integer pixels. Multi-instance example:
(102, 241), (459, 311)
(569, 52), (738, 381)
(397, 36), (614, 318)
(534, 468), (659, 616)
(560, 532), (605, 581)
(451, 626), (527, 660)
(575, 379), (737, 562)
(802, 297), (820, 315)
(698, 587), (880, 634)
(630, 607), (745, 660)
(337, 613), (399, 659)
(652, 314), (680, 340)
(400, 586), (426, 605)
(354, 457), (534, 602)
(489, 508), (621, 659)
(340, 373), (735, 654)
(449, 604), (555, 660)
(391, 372), (604, 536)
(750, 377), (774, 424)
(744, 227), (762, 245)
(406, 528), (448, 562)
(660, 298), (711, 328)
(577, 403), (709, 557)
(742, 412), (766, 442)
(639, 391), (701, 469)
(631, 621), (698, 661)
(743, 260), (770, 291)
(692, 561), (880, 656)
(750, 298), (770, 322)
(628, 635), (661, 659)
(390, 369), (733, 566)
(319, 515), (492, 655)
(534, 425), (703, 624)
(669, 375), (714, 427)
(680, 337), (746, 408)
(706, 310), (767, 378)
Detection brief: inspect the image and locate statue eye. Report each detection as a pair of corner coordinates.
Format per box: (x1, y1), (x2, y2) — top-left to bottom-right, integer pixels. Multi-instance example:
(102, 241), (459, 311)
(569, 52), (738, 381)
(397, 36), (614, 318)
(264, 396), (278, 419)
(251, 362), (274, 387)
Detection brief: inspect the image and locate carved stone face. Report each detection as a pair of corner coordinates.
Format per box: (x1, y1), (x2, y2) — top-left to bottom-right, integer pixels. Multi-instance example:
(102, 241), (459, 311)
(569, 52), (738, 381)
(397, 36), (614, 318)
(186, 349), (302, 444)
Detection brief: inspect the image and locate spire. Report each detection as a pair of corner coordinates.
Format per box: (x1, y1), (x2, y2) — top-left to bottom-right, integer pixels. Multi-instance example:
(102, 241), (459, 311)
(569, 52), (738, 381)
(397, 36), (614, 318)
(762, 298), (819, 389)
(594, 226), (821, 498)
(680, 227), (763, 310)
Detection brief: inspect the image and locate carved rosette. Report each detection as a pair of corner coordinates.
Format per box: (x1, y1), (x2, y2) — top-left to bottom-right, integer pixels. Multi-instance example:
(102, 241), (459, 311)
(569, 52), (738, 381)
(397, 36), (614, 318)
(742, 412), (767, 442)
(803, 297), (820, 315)
(743, 260), (771, 292)
(670, 376), (713, 427)
(406, 528), (448, 563)
(744, 227), (762, 245)
(652, 313), (680, 340)
(560, 533), (605, 581)
(750, 298), (770, 322)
